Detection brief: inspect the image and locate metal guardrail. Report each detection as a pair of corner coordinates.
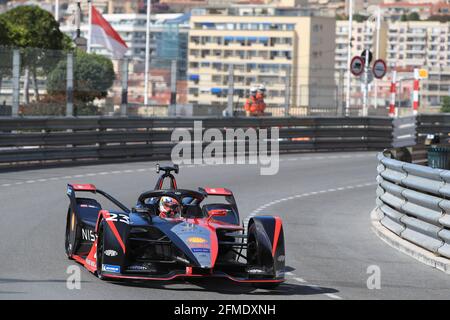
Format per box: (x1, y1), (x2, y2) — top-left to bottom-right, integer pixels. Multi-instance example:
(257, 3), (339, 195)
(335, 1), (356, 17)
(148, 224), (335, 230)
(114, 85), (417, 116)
(376, 150), (450, 259)
(0, 116), (396, 169)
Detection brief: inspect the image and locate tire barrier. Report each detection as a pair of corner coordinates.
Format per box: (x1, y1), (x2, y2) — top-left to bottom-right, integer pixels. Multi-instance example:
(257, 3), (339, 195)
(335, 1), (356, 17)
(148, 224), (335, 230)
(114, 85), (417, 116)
(376, 150), (450, 259)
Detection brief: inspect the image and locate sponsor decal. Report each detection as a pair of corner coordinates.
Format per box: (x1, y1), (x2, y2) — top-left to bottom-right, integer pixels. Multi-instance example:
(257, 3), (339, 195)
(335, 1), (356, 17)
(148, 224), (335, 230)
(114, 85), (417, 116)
(248, 268), (265, 274)
(128, 264), (157, 272)
(192, 248), (210, 253)
(187, 237), (207, 244)
(102, 264), (120, 273)
(86, 258), (96, 268)
(80, 204), (99, 209)
(104, 250), (118, 257)
(277, 255), (285, 262)
(128, 265), (147, 271)
(81, 228), (96, 242)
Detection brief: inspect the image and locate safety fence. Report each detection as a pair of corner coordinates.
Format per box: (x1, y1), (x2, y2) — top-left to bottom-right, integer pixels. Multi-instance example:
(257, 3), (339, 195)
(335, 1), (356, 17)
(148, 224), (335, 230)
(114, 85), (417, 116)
(0, 116), (397, 169)
(0, 47), (393, 118)
(376, 150), (450, 259)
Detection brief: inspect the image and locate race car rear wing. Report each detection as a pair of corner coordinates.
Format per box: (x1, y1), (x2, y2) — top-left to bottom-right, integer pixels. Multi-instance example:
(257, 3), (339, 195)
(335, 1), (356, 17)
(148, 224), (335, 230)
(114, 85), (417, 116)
(200, 187), (233, 196)
(67, 183), (130, 213)
(199, 187), (236, 206)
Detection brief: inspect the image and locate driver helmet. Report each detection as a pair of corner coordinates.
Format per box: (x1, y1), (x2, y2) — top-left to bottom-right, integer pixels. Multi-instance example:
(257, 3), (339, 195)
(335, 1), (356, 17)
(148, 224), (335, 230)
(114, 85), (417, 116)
(257, 84), (266, 93)
(250, 86), (258, 96)
(159, 196), (180, 218)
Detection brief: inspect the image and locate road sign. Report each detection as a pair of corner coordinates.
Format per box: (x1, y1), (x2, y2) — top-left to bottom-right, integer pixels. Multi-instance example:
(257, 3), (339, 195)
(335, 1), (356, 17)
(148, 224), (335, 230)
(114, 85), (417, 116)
(417, 69), (428, 79)
(350, 56), (364, 76)
(372, 59), (387, 79)
(361, 49), (373, 65)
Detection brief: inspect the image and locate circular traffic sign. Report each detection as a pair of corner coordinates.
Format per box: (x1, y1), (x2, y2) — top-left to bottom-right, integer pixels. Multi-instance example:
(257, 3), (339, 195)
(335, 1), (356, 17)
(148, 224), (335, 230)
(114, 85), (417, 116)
(372, 59), (387, 79)
(350, 56), (364, 76)
(361, 49), (373, 65)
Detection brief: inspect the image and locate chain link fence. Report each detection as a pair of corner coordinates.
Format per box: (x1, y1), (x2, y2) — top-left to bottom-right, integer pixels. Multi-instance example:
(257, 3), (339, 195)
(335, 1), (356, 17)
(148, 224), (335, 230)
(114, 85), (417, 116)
(0, 46), (400, 118)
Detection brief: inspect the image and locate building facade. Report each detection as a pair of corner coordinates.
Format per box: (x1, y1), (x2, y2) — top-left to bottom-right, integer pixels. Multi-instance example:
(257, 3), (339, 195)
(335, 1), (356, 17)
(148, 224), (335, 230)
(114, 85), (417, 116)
(335, 19), (450, 110)
(187, 6), (336, 112)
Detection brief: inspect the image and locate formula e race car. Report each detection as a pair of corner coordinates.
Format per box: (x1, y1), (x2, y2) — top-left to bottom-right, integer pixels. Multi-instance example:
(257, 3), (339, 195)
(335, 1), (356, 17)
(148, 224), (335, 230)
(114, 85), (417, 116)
(65, 164), (285, 288)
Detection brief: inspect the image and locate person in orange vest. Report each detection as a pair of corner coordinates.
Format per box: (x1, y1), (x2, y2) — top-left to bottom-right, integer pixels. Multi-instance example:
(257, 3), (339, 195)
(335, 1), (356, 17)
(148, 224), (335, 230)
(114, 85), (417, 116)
(256, 84), (267, 115)
(244, 87), (259, 116)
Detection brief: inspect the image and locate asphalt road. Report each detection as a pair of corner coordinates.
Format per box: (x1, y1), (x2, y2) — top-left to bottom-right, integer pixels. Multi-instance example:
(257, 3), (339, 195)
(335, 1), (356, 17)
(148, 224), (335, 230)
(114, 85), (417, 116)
(1, 152), (450, 300)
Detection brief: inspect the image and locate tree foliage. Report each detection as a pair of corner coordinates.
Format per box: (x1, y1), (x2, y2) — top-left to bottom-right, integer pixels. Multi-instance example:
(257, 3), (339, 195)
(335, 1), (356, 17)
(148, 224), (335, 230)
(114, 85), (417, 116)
(1, 5), (70, 75)
(1, 5), (64, 50)
(47, 50), (115, 104)
(0, 15), (11, 47)
(441, 96), (450, 113)
(353, 14), (368, 23)
(400, 12), (421, 21)
(427, 15), (450, 22)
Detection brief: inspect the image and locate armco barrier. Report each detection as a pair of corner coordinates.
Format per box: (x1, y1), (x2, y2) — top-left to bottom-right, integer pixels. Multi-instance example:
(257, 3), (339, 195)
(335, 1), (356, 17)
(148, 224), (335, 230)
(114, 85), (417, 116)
(0, 116), (400, 169)
(376, 150), (450, 259)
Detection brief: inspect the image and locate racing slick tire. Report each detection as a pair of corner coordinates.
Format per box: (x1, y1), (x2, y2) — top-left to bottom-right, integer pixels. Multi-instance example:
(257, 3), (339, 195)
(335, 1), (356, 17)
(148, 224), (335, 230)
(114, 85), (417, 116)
(65, 208), (77, 259)
(96, 220), (106, 280)
(247, 223), (281, 290)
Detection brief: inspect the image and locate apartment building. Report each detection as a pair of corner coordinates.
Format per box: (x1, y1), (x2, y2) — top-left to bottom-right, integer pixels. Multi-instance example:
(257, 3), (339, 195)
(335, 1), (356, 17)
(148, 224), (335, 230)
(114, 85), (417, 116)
(335, 19), (450, 109)
(387, 20), (450, 108)
(187, 6), (336, 111)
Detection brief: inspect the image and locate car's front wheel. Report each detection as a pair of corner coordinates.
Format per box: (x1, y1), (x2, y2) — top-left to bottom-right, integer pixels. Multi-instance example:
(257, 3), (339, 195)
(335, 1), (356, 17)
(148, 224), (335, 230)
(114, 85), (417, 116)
(96, 220), (105, 280)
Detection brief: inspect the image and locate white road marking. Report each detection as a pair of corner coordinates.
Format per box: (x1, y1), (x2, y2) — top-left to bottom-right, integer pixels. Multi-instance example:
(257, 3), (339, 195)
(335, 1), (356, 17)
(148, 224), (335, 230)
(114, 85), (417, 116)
(0, 153), (374, 188)
(290, 276), (343, 300)
(246, 181), (375, 300)
(325, 293), (343, 300)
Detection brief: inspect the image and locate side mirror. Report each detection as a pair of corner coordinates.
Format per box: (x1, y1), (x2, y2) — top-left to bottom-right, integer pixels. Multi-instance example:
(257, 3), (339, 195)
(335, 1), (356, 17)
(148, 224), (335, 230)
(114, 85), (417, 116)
(208, 209), (228, 220)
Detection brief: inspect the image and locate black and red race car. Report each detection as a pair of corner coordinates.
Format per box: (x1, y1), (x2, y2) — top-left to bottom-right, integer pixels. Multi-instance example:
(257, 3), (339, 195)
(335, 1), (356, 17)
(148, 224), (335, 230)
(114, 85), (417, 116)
(65, 164), (285, 288)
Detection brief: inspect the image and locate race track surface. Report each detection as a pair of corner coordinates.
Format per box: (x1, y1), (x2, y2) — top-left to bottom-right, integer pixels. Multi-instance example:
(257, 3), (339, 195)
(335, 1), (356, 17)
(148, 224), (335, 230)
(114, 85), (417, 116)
(1, 152), (450, 299)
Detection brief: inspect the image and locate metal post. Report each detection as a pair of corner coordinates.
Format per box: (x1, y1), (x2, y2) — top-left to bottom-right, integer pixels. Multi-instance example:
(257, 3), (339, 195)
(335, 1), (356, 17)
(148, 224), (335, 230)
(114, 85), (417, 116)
(12, 49), (20, 117)
(389, 70), (397, 117)
(87, 0), (92, 53)
(284, 66), (291, 116)
(55, 0), (59, 21)
(413, 68), (419, 115)
(397, 79), (403, 118)
(373, 8), (381, 109)
(338, 68), (344, 116)
(121, 58), (128, 116)
(170, 60), (177, 106)
(144, 0), (151, 106)
(362, 21), (370, 117)
(66, 53), (74, 117)
(345, 0), (353, 116)
(226, 64), (234, 117)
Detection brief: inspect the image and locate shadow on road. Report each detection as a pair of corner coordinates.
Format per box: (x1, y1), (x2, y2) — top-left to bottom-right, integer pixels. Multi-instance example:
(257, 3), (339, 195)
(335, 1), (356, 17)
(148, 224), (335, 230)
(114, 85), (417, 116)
(109, 278), (339, 296)
(0, 278), (90, 284)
